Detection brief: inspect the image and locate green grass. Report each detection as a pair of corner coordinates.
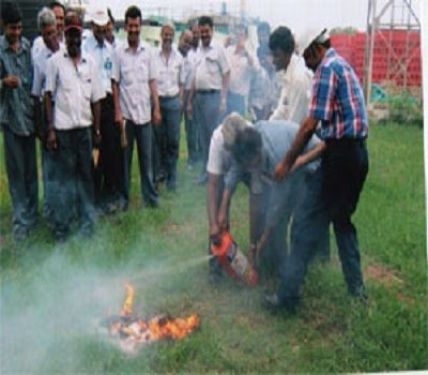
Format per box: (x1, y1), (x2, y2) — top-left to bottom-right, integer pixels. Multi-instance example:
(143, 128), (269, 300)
(0, 122), (427, 373)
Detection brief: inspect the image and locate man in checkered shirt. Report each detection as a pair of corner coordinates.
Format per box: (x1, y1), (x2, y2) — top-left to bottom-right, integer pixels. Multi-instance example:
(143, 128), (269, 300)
(265, 29), (369, 312)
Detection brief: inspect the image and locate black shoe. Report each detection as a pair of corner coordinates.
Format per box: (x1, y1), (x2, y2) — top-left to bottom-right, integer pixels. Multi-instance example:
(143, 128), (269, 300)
(351, 290), (369, 307)
(263, 293), (297, 314)
(146, 199), (159, 208)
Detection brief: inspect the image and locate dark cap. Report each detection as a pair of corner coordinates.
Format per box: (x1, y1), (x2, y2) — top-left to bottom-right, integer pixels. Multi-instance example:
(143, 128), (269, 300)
(64, 12), (82, 33)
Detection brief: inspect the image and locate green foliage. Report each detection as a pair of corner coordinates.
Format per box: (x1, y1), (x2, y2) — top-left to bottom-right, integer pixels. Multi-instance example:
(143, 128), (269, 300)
(0, 123), (427, 373)
(384, 92), (423, 127)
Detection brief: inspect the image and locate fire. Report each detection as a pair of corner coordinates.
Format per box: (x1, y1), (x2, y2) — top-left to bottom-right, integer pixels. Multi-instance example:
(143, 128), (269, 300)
(121, 283), (135, 316)
(101, 283), (200, 354)
(148, 314), (200, 340)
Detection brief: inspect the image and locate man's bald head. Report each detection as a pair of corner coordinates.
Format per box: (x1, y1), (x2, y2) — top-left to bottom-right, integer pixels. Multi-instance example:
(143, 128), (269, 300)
(178, 29), (193, 56)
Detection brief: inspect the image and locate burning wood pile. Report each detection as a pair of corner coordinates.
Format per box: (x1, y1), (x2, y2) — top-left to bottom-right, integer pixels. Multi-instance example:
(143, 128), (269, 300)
(100, 283), (200, 354)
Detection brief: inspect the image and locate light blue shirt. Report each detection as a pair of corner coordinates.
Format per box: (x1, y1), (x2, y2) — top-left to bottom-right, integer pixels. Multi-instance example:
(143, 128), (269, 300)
(226, 120), (321, 193)
(82, 33), (114, 95)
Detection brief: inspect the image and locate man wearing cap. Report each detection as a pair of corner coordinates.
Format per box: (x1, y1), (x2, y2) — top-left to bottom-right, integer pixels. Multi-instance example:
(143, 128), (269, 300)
(83, 7), (120, 213)
(152, 23), (185, 192)
(267, 29), (369, 311)
(44, 12), (105, 240)
(112, 5), (161, 210)
(31, 7), (60, 225)
(187, 15), (230, 185)
(1, 2), (38, 241)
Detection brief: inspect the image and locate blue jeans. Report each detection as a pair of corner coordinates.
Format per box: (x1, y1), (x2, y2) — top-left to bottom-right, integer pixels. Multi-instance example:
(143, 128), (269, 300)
(226, 91), (246, 117)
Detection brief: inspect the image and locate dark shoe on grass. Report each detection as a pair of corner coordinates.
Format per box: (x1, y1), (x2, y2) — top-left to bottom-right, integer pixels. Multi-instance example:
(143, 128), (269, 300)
(263, 292), (298, 315)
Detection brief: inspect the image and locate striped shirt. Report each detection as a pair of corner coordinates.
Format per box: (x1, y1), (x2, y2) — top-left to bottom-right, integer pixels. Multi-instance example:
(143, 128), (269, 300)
(309, 48), (368, 140)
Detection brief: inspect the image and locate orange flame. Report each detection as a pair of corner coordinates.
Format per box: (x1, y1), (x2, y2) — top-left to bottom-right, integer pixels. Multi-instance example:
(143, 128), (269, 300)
(147, 314), (200, 340)
(121, 283), (135, 316)
(110, 284), (200, 349)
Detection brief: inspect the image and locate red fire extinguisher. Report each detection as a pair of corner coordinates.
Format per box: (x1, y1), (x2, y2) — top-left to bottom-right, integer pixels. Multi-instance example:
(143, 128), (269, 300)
(211, 231), (258, 287)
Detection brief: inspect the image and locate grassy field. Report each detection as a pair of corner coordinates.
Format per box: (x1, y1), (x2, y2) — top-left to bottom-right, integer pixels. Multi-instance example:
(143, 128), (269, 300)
(0, 122), (427, 374)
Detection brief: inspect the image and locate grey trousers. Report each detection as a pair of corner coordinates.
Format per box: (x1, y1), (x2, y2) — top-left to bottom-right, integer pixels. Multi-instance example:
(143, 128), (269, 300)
(2, 126), (38, 235)
(193, 91), (221, 175)
(122, 120), (158, 207)
(50, 127), (95, 237)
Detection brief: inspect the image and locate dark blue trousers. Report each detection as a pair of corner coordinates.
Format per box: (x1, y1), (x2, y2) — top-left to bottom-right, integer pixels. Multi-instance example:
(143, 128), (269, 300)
(122, 120), (158, 207)
(154, 96), (181, 189)
(278, 140), (369, 308)
(50, 127), (95, 238)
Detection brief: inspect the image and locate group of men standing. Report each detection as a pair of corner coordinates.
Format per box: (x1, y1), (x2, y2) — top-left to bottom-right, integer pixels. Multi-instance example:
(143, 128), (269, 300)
(1, 1), (369, 314)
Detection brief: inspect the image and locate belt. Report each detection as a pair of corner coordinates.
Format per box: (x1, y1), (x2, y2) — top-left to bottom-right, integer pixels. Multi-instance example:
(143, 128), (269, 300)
(196, 89), (220, 94)
(325, 137), (366, 146)
(159, 94), (179, 100)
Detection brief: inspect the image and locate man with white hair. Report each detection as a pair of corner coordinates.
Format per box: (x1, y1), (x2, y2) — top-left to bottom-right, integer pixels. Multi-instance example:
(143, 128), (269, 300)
(32, 1), (65, 60)
(217, 117), (324, 280)
(31, 6), (60, 225)
(206, 113), (265, 283)
(83, 7), (120, 213)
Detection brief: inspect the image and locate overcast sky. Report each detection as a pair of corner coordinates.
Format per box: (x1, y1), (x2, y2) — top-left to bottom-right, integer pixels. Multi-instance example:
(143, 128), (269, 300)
(87, 0), (422, 35)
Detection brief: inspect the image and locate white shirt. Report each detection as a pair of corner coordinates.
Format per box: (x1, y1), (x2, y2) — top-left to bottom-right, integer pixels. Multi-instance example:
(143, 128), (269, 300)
(45, 51), (105, 130)
(226, 45), (257, 97)
(82, 33), (114, 95)
(207, 125), (231, 175)
(32, 35), (64, 62)
(31, 35), (65, 61)
(194, 41), (230, 91)
(269, 54), (313, 124)
(155, 46), (184, 97)
(31, 42), (60, 98)
(184, 48), (197, 91)
(112, 41), (157, 125)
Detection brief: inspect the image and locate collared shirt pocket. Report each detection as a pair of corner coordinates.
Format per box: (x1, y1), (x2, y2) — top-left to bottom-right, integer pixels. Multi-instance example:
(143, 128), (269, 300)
(205, 51), (219, 75)
(78, 65), (93, 99)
